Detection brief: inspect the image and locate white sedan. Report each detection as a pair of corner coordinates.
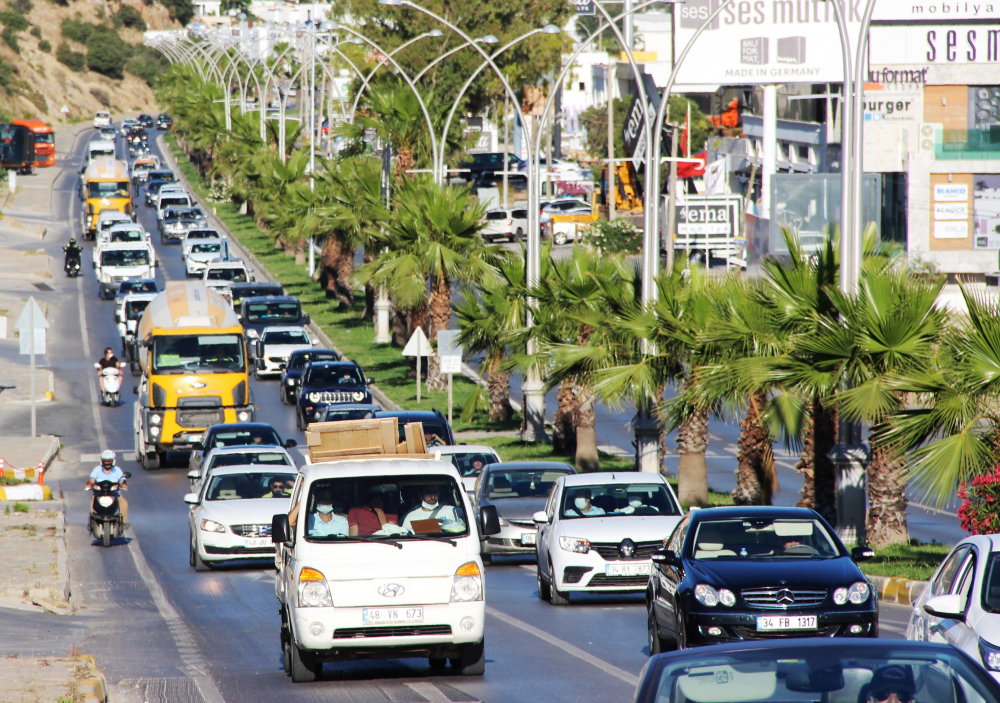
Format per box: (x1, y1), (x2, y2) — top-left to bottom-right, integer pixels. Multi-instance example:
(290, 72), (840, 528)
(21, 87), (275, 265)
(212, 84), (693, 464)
(184, 465), (297, 570)
(187, 444), (297, 491)
(534, 472), (682, 605)
(185, 239), (230, 278)
(253, 325), (317, 379)
(907, 534), (1000, 682)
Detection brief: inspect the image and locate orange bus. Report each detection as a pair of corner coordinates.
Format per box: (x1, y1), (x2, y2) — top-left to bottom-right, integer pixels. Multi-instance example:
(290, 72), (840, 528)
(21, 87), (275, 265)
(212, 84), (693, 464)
(13, 119), (54, 167)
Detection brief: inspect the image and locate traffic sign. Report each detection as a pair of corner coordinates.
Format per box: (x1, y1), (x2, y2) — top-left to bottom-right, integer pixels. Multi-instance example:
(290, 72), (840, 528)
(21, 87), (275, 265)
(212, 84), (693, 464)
(439, 356), (461, 374)
(60, 105), (69, 114)
(15, 297), (46, 438)
(401, 327), (432, 357)
(15, 297), (48, 331)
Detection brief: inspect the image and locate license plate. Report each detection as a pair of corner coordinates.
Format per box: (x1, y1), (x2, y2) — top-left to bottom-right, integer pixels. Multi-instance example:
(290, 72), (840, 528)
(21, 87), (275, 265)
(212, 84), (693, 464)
(520, 532), (536, 546)
(605, 563), (652, 577)
(756, 615), (818, 631)
(362, 607), (424, 625)
(245, 537), (271, 548)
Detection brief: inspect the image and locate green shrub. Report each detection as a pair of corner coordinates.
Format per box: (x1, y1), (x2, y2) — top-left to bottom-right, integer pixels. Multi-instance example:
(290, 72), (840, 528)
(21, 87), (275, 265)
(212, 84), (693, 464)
(60, 17), (92, 43)
(55, 42), (84, 71)
(1, 26), (18, 52)
(9, 0), (32, 13)
(86, 26), (132, 79)
(583, 218), (642, 253)
(37, 38), (48, 51)
(26, 89), (45, 113)
(0, 10), (28, 31)
(0, 59), (14, 91)
(158, 0), (193, 25)
(12, 501), (29, 513)
(29, 25), (39, 37)
(126, 43), (167, 86)
(112, 4), (145, 30)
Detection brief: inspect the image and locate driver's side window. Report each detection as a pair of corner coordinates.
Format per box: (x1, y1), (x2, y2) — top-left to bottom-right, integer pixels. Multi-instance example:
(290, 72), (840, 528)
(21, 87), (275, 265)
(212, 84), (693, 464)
(932, 547), (970, 598)
(668, 516), (690, 554)
(954, 550), (978, 601)
(545, 482), (560, 521)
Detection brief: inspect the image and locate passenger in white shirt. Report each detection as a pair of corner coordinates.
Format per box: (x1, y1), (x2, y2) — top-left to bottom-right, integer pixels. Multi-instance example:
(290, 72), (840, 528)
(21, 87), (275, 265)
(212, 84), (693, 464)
(307, 488), (348, 537)
(401, 484), (466, 534)
(564, 488), (606, 517)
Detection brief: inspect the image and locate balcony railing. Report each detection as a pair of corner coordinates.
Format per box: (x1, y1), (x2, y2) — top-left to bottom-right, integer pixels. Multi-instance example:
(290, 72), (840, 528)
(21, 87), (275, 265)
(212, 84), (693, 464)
(936, 127), (1000, 160)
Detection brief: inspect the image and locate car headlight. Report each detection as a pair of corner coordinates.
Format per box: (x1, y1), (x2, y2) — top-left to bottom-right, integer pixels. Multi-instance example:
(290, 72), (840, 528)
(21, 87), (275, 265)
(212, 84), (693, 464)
(200, 519), (225, 533)
(981, 638), (1000, 671)
(285, 378), (296, 386)
(498, 516), (509, 527)
(559, 537), (590, 554)
(695, 584), (736, 607)
(308, 392), (321, 402)
(148, 413), (162, 425)
(848, 581), (870, 604)
(352, 391), (365, 401)
(298, 567), (333, 607)
(237, 411), (250, 421)
(247, 329), (259, 338)
(450, 562), (483, 602)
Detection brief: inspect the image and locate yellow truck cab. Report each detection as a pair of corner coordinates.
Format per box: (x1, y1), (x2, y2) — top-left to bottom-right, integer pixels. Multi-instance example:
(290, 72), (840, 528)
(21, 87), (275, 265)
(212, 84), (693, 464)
(83, 156), (132, 241)
(133, 281), (255, 470)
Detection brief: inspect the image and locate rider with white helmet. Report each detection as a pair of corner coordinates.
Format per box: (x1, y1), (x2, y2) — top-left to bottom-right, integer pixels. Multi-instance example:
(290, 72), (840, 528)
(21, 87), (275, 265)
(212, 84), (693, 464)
(86, 450), (129, 521)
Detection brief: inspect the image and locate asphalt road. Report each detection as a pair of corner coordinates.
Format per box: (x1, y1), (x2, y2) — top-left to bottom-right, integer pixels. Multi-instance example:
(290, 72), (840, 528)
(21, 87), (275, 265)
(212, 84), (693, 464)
(0, 126), (930, 703)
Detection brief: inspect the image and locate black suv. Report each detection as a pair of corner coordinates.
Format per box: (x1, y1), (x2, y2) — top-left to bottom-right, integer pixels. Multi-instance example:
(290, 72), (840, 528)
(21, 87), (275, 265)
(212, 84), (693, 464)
(138, 114), (154, 128)
(279, 348), (340, 404)
(296, 361), (372, 430)
(156, 113), (172, 130)
(374, 409), (454, 447)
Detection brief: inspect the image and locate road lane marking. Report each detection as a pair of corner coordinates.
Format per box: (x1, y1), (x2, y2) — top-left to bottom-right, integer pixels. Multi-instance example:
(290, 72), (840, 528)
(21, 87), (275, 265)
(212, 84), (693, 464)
(403, 681), (480, 703)
(484, 606), (639, 687)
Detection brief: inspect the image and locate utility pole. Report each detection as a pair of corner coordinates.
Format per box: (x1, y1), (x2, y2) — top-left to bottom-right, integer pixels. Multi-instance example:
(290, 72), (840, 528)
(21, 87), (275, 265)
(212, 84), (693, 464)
(607, 62), (615, 221)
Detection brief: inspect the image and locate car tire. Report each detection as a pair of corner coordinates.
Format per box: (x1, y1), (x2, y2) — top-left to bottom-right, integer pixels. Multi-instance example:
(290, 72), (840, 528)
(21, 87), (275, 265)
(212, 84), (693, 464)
(428, 657), (447, 669)
(514, 228), (524, 243)
(537, 563), (551, 601)
(160, 233), (168, 245)
(296, 409), (305, 432)
(648, 602), (668, 655)
(675, 611), (689, 649)
(553, 232), (568, 246)
(193, 542), (210, 572)
(547, 560), (569, 605)
(456, 639), (485, 676)
(481, 553), (492, 565)
(189, 536), (196, 567)
(289, 644), (320, 683)
(283, 642), (292, 674)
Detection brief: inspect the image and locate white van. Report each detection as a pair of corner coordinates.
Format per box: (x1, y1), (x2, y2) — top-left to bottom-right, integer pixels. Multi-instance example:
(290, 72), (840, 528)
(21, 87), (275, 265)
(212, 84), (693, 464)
(93, 111), (111, 128)
(202, 260), (251, 302)
(87, 138), (116, 162)
(155, 192), (192, 224)
(95, 224), (155, 270)
(271, 457), (500, 682)
(95, 242), (155, 299)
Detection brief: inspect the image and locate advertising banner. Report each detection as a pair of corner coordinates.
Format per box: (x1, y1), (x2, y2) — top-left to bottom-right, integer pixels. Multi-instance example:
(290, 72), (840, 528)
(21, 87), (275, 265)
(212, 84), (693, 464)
(871, 25), (1000, 65)
(974, 175), (1000, 249)
(676, 196), (741, 237)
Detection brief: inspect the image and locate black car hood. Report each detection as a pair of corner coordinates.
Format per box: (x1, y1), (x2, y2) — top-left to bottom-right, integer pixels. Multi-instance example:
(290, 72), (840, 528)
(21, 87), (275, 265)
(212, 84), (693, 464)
(301, 383), (368, 393)
(686, 555), (865, 590)
(488, 497), (548, 521)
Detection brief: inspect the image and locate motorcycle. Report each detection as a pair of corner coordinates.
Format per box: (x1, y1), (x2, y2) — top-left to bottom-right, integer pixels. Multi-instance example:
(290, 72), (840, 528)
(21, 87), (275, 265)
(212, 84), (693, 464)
(88, 475), (131, 547)
(64, 252), (81, 277)
(95, 362), (124, 406)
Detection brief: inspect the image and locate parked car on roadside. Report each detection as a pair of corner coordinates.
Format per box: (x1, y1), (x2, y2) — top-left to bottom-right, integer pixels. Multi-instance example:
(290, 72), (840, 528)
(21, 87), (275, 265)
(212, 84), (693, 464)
(482, 208), (528, 243)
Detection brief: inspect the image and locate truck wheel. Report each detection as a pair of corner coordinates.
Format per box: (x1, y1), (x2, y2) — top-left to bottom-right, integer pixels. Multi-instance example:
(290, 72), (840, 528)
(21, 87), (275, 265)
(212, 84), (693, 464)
(428, 657), (447, 669)
(142, 450), (160, 471)
(290, 644), (320, 683)
(160, 233), (168, 245)
(130, 362), (141, 378)
(455, 639), (485, 676)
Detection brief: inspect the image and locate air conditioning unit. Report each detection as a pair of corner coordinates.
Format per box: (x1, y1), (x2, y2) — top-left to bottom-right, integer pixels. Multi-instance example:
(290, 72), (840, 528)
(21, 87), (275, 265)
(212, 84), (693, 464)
(919, 123), (942, 153)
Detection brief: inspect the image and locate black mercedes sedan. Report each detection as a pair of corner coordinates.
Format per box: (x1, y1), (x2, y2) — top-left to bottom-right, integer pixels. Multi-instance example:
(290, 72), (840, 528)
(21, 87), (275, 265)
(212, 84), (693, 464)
(634, 639), (1000, 703)
(647, 506), (877, 652)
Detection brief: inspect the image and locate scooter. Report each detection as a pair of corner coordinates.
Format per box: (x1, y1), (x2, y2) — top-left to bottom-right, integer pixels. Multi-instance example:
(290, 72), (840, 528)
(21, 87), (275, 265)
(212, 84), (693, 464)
(64, 253), (81, 277)
(88, 475), (130, 547)
(95, 362), (124, 406)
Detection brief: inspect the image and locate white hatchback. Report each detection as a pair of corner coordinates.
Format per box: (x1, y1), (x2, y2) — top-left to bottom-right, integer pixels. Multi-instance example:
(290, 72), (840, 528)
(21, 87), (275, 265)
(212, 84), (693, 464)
(94, 111), (111, 128)
(254, 325), (317, 378)
(907, 534), (1000, 682)
(184, 465), (298, 570)
(187, 444), (297, 491)
(534, 472), (682, 605)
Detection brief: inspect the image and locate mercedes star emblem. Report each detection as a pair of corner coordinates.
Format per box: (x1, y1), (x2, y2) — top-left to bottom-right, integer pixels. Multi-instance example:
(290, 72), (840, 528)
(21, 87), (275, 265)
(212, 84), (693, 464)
(620, 539), (636, 559)
(378, 583), (405, 597)
(776, 588), (795, 605)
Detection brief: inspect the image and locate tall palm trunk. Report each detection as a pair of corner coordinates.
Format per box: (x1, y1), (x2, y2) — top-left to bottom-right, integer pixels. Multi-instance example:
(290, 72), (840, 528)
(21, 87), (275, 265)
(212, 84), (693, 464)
(676, 384), (710, 506)
(426, 275), (451, 392)
(320, 236), (347, 303)
(866, 437), (908, 548)
(362, 252), (376, 321)
(335, 244), (355, 309)
(485, 357), (513, 422)
(795, 399), (838, 525)
(391, 301), (408, 347)
(553, 380), (578, 455)
(732, 391), (778, 506)
(395, 145), (415, 183)
(575, 389), (599, 471)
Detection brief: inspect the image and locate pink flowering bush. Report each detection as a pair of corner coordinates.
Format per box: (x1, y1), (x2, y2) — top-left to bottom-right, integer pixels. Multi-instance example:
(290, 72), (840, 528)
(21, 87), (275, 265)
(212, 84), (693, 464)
(958, 465), (1000, 534)
(584, 218), (642, 253)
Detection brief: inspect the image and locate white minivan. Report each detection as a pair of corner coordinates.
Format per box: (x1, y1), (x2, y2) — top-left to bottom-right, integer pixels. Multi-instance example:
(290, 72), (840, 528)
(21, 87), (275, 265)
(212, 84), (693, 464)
(95, 242), (155, 299)
(271, 457), (501, 682)
(93, 111), (111, 128)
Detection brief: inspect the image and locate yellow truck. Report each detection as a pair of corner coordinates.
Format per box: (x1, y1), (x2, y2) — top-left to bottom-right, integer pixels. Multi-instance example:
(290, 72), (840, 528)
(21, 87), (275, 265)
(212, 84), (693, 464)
(82, 156), (133, 241)
(133, 281), (255, 469)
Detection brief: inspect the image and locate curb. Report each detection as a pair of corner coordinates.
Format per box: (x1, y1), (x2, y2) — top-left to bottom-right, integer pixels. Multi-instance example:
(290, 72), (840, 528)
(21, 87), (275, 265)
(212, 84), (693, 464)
(865, 574), (929, 605)
(55, 497), (71, 603)
(73, 654), (109, 703)
(157, 135), (401, 413)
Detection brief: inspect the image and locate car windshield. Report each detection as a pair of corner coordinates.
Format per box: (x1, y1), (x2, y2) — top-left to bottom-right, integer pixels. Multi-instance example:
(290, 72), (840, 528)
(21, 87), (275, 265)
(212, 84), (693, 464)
(205, 471), (296, 500)
(486, 468), (570, 499)
(690, 518), (840, 559)
(323, 407), (376, 422)
(100, 218), (129, 230)
(208, 428), (282, 448)
(190, 243), (221, 254)
(89, 181), (130, 198)
(647, 645), (999, 703)
(207, 268), (247, 282)
(393, 421), (449, 447)
(172, 208), (203, 219)
(125, 300), (149, 320)
(119, 280), (156, 294)
(134, 163), (154, 173)
(288, 351), (338, 369)
(152, 333), (245, 373)
(101, 249), (149, 267)
(447, 451), (500, 477)
(110, 230), (142, 242)
(208, 452), (291, 469)
(560, 483), (680, 519)
(160, 197), (189, 209)
(186, 230), (218, 240)
(150, 172), (174, 182)
(302, 475), (469, 541)
(263, 329), (309, 345)
(305, 365), (363, 385)
(247, 301), (302, 322)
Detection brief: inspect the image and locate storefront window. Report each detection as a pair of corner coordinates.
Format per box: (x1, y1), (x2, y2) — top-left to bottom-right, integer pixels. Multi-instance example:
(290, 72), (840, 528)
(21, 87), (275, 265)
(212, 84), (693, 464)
(971, 87), (1000, 129)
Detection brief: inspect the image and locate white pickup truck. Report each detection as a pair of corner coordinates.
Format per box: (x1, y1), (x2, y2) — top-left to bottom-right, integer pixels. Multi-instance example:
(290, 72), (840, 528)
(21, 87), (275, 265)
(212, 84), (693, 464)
(271, 456), (501, 682)
(95, 242), (155, 299)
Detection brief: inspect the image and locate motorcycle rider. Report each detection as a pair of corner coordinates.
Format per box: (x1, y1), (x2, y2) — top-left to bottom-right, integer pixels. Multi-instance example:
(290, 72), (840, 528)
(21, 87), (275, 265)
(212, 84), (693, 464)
(97, 347), (122, 377)
(63, 238), (82, 270)
(85, 450), (128, 522)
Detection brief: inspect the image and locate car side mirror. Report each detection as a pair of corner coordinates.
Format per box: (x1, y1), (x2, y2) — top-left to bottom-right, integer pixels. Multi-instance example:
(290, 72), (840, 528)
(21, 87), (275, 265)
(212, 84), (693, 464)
(132, 387), (138, 395)
(183, 493), (199, 505)
(123, 471), (132, 479)
(92, 262), (96, 269)
(851, 546), (875, 562)
(311, 339), (318, 346)
(187, 470), (200, 480)
(651, 549), (681, 567)
(479, 504), (501, 537)
(532, 510), (548, 525)
(278, 363), (286, 370)
(367, 377), (375, 385)
(924, 594), (967, 619)
(271, 513), (290, 544)
(284, 439), (297, 448)
(250, 276), (256, 282)
(302, 313), (310, 325)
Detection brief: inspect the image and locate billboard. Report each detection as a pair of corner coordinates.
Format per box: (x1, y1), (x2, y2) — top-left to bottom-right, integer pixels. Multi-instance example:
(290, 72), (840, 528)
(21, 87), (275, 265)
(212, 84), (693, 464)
(974, 176), (1000, 250)
(676, 195), (741, 238)
(871, 25), (1000, 65)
